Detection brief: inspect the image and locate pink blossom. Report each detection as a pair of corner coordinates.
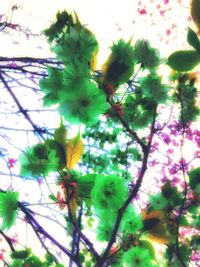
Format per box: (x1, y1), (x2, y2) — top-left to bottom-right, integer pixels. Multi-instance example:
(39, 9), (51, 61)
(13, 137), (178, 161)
(57, 192), (65, 210)
(7, 158), (17, 168)
(163, 0), (169, 4)
(138, 8), (147, 15)
(161, 133), (171, 144)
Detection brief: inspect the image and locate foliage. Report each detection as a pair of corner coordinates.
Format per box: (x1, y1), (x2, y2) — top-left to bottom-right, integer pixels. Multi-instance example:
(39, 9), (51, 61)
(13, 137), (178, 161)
(0, 191), (19, 229)
(0, 6), (200, 267)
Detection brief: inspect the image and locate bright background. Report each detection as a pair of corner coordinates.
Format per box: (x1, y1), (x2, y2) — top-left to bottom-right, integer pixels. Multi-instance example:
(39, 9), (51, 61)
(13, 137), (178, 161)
(0, 0), (198, 266)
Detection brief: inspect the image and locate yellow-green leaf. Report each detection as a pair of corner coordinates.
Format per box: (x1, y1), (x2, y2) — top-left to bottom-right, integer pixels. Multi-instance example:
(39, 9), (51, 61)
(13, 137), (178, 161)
(66, 131), (84, 170)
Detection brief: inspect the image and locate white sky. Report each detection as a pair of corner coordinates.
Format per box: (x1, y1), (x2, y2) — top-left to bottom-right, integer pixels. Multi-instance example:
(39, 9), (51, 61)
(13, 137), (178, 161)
(0, 1), (199, 266)
(0, 0), (193, 67)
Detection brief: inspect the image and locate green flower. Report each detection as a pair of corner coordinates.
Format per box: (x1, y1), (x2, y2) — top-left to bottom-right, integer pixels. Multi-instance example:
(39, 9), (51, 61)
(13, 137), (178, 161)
(20, 143), (59, 178)
(135, 40), (160, 70)
(140, 75), (168, 103)
(91, 174), (128, 210)
(53, 27), (98, 66)
(97, 223), (113, 242)
(150, 193), (168, 210)
(123, 94), (156, 130)
(111, 39), (135, 67)
(102, 39), (135, 86)
(122, 246), (152, 267)
(0, 191), (19, 230)
(59, 79), (108, 125)
(120, 207), (143, 234)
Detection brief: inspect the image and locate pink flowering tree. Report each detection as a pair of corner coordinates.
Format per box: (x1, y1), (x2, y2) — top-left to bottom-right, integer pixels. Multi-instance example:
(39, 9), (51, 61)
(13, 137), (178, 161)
(0, 2), (199, 267)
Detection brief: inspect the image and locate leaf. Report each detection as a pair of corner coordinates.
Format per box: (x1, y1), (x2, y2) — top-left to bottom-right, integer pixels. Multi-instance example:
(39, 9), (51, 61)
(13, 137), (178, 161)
(189, 167), (200, 190)
(187, 28), (200, 52)
(39, 67), (63, 106)
(0, 191), (19, 230)
(139, 240), (156, 261)
(66, 130), (84, 170)
(11, 249), (31, 260)
(45, 139), (66, 170)
(167, 50), (200, 71)
(77, 174), (97, 197)
(49, 194), (57, 202)
(54, 117), (67, 150)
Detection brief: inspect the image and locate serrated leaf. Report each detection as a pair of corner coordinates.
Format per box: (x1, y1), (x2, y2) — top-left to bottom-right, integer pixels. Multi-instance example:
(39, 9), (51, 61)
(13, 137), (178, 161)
(54, 117), (67, 150)
(168, 50), (200, 71)
(66, 130), (84, 170)
(39, 67), (63, 106)
(45, 139), (66, 170)
(187, 28), (200, 52)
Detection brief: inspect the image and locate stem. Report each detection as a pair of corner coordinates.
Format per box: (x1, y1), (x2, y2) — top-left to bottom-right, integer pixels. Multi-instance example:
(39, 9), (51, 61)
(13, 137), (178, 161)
(25, 213), (59, 264)
(18, 202), (78, 264)
(107, 98), (146, 151)
(0, 230), (15, 252)
(174, 85), (188, 267)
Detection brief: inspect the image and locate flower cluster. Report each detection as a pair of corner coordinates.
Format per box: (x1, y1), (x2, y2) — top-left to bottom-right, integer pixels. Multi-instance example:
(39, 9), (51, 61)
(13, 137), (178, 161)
(102, 39), (135, 87)
(20, 143), (59, 178)
(39, 11), (108, 126)
(134, 39), (160, 70)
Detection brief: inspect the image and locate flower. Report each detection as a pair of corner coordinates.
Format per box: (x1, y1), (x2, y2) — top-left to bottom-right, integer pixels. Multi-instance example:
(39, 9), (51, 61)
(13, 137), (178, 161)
(53, 26), (98, 66)
(102, 39), (135, 87)
(149, 193), (168, 210)
(8, 158), (17, 168)
(59, 78), (108, 125)
(135, 40), (160, 70)
(140, 74), (168, 103)
(20, 143), (59, 178)
(120, 207), (143, 234)
(0, 191), (19, 230)
(91, 174), (128, 210)
(122, 246), (152, 267)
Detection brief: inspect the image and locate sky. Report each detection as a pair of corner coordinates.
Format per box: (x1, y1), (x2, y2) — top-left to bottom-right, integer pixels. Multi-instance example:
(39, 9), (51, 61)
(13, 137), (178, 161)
(0, 0), (193, 66)
(0, 0), (199, 265)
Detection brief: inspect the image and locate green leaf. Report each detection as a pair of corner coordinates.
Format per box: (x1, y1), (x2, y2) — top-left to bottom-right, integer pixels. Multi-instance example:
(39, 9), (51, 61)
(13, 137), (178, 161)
(179, 216), (189, 227)
(189, 167), (200, 190)
(0, 191), (19, 230)
(9, 259), (23, 267)
(187, 28), (200, 52)
(139, 240), (156, 261)
(49, 194), (57, 202)
(161, 180), (181, 206)
(77, 174), (97, 198)
(11, 248), (31, 259)
(168, 50), (200, 71)
(54, 117), (67, 150)
(45, 139), (66, 170)
(39, 67), (63, 106)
